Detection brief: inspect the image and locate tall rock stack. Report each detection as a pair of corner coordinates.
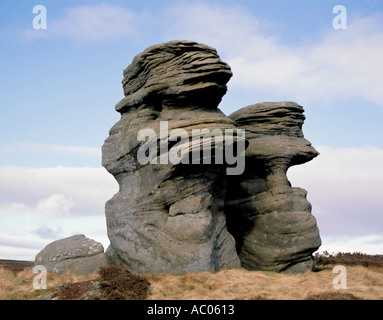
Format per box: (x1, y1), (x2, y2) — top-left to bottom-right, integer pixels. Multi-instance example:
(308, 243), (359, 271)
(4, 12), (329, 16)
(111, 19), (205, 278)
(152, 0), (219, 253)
(101, 41), (321, 276)
(102, 41), (243, 274)
(226, 102), (322, 273)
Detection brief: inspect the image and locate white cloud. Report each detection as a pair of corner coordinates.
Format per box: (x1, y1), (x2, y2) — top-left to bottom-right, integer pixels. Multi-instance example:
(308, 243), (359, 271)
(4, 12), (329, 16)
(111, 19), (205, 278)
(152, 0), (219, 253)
(25, 3), (146, 42)
(0, 143), (100, 157)
(319, 234), (383, 255)
(0, 166), (118, 216)
(163, 3), (383, 106)
(0, 245), (40, 261)
(0, 234), (43, 250)
(288, 145), (383, 242)
(163, 3), (264, 51)
(0, 165), (116, 259)
(36, 194), (75, 218)
(0, 233), (56, 260)
(0, 202), (29, 214)
(32, 226), (64, 239)
(22, 2), (383, 105)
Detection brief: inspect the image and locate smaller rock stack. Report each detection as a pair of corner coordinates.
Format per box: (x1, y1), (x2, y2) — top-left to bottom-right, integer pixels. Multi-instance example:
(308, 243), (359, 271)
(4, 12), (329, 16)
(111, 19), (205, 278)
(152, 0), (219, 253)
(226, 102), (322, 273)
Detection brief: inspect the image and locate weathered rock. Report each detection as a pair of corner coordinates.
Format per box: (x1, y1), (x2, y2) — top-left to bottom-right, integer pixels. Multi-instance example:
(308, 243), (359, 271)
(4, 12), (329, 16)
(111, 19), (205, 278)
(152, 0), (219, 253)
(102, 41), (243, 274)
(116, 40), (233, 112)
(35, 234), (108, 275)
(226, 102), (322, 273)
(101, 41), (321, 275)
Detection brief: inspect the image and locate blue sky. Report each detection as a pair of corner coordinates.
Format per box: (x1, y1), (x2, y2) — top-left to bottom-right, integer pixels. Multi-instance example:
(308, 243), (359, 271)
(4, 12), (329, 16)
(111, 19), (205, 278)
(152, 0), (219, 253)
(1, 0), (383, 260)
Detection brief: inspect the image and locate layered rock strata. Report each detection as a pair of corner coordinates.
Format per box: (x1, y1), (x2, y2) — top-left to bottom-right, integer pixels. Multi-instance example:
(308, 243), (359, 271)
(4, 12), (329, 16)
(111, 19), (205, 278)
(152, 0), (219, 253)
(226, 102), (322, 273)
(102, 40), (321, 275)
(102, 41), (243, 274)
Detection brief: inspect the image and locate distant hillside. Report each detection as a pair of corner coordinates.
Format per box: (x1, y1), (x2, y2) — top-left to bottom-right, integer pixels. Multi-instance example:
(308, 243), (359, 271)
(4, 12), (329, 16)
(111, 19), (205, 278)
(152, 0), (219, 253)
(314, 251), (383, 267)
(0, 260), (34, 272)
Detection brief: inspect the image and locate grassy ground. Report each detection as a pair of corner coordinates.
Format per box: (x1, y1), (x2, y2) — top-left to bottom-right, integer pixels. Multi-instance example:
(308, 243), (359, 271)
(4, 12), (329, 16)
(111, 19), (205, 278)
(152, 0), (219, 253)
(0, 267), (98, 300)
(146, 265), (383, 300)
(1, 252), (382, 300)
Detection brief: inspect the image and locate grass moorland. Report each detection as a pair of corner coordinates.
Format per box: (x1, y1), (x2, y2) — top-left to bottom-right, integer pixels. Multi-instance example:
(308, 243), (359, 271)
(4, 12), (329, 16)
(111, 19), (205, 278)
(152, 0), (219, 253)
(0, 252), (382, 300)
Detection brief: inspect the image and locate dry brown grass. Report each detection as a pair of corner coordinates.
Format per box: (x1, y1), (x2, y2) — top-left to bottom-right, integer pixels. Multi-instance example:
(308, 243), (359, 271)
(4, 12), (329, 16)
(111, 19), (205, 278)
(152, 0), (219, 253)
(0, 267), (98, 300)
(1, 256), (382, 300)
(146, 265), (383, 300)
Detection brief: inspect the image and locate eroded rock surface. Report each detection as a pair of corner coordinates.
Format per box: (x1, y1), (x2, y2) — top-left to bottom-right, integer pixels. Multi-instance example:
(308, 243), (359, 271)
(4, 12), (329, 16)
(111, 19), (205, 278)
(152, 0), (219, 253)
(101, 41), (321, 275)
(116, 40), (233, 112)
(226, 102), (322, 273)
(102, 41), (242, 274)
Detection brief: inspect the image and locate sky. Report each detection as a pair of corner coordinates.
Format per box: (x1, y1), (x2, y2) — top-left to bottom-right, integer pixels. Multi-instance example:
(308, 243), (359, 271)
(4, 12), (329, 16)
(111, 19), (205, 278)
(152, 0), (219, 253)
(1, 0), (383, 260)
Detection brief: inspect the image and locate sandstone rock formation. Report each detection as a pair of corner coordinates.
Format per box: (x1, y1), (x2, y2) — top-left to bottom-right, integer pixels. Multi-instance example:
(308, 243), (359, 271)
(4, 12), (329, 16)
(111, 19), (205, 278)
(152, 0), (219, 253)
(116, 41), (232, 112)
(102, 41), (244, 274)
(226, 102), (322, 273)
(32, 41), (321, 276)
(35, 234), (108, 275)
(101, 41), (321, 275)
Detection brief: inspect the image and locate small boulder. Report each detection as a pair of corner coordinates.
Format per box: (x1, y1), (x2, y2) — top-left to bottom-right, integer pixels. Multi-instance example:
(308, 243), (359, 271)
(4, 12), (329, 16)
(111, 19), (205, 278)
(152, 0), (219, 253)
(35, 234), (109, 275)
